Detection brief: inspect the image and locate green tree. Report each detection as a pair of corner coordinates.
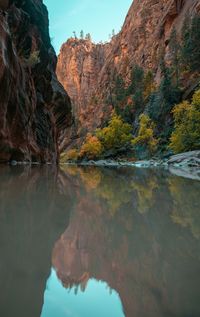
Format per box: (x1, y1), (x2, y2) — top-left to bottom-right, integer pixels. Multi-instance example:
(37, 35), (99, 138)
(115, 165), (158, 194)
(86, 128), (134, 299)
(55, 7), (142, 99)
(128, 65), (144, 95)
(169, 27), (181, 86)
(85, 33), (92, 41)
(127, 65), (144, 111)
(80, 30), (84, 39)
(159, 61), (181, 110)
(181, 14), (200, 71)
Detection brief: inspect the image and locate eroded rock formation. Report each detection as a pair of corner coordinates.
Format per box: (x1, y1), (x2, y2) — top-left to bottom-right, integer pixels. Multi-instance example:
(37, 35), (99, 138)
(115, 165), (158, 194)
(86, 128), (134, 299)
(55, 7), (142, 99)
(0, 0), (72, 163)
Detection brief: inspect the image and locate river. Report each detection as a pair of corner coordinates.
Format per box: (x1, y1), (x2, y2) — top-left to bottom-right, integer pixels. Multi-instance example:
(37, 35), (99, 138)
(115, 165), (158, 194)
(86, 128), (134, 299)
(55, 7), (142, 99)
(0, 165), (200, 317)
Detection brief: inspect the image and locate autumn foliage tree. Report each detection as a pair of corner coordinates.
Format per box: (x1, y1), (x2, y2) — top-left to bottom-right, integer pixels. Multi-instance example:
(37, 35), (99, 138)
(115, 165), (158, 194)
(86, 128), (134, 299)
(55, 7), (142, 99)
(96, 113), (132, 151)
(169, 89), (200, 153)
(132, 114), (158, 155)
(80, 134), (103, 160)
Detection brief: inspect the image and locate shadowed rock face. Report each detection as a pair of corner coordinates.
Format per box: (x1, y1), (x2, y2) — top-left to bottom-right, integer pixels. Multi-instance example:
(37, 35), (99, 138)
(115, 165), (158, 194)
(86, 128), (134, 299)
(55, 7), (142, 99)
(0, 0), (72, 163)
(57, 0), (200, 146)
(0, 165), (72, 317)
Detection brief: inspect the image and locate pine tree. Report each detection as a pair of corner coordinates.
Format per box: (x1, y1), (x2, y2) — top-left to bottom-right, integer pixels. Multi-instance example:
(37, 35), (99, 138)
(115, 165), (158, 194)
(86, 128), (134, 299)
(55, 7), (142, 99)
(169, 27), (181, 86)
(181, 14), (200, 71)
(85, 33), (92, 41)
(80, 30), (84, 39)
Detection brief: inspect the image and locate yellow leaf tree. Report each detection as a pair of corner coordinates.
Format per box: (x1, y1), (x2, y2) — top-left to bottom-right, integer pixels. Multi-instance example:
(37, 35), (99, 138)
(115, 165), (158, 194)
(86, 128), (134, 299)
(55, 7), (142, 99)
(132, 114), (158, 155)
(169, 89), (200, 153)
(96, 113), (132, 150)
(80, 134), (103, 160)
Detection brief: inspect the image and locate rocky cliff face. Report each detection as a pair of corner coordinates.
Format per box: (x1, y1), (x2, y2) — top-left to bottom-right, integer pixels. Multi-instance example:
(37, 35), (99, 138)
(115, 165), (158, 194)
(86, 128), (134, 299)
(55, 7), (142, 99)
(0, 0), (72, 163)
(57, 38), (111, 143)
(57, 0), (200, 148)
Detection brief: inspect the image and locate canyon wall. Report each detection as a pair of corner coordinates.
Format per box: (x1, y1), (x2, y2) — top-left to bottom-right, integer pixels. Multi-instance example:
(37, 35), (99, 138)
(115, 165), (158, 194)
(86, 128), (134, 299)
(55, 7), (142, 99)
(57, 0), (200, 149)
(57, 38), (112, 146)
(0, 0), (72, 163)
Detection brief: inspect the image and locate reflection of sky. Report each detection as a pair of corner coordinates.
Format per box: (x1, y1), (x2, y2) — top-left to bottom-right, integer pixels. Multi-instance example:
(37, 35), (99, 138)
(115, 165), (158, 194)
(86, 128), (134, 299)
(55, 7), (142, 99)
(41, 268), (125, 317)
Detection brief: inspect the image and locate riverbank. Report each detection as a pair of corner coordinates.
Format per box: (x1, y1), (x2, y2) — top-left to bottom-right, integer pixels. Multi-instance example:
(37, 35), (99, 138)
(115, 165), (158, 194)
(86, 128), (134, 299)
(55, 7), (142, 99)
(63, 151), (200, 181)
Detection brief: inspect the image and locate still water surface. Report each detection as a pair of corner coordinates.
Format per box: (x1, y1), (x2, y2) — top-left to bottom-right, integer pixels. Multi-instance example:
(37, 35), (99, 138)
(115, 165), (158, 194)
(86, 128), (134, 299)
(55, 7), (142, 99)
(0, 165), (200, 317)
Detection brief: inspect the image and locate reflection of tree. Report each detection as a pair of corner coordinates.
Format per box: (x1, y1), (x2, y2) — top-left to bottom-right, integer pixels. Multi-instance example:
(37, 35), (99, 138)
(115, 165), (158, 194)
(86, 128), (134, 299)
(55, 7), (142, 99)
(131, 174), (158, 214)
(62, 166), (159, 216)
(169, 177), (200, 239)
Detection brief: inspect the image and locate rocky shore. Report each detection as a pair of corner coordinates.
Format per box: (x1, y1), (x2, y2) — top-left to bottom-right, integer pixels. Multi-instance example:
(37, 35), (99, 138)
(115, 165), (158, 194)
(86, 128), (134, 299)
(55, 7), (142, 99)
(66, 151), (200, 181)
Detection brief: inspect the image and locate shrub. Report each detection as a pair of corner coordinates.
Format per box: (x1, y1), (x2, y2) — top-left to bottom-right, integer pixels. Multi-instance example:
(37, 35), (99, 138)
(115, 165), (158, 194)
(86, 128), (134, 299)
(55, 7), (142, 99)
(60, 149), (79, 162)
(80, 134), (103, 160)
(132, 114), (158, 154)
(25, 50), (40, 68)
(169, 89), (200, 153)
(96, 113), (132, 150)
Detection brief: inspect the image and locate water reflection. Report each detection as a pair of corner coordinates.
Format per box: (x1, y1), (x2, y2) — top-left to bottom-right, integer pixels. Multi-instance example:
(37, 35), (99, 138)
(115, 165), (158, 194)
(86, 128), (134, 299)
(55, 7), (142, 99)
(0, 166), (71, 317)
(52, 166), (200, 317)
(41, 269), (124, 317)
(0, 165), (200, 317)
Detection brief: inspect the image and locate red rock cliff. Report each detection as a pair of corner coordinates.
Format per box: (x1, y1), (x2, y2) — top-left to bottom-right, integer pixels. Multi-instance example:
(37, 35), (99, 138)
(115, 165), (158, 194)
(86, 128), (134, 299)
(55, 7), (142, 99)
(0, 0), (72, 163)
(57, 38), (111, 140)
(57, 0), (200, 147)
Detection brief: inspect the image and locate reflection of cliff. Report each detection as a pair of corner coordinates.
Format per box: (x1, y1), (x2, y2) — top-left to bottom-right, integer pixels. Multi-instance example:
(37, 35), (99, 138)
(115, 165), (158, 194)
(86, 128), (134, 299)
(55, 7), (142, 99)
(0, 166), (71, 317)
(53, 166), (200, 317)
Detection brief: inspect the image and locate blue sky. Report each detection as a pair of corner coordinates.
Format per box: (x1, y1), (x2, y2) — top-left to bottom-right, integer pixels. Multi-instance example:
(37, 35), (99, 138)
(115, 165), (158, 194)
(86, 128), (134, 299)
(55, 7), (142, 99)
(43, 0), (132, 54)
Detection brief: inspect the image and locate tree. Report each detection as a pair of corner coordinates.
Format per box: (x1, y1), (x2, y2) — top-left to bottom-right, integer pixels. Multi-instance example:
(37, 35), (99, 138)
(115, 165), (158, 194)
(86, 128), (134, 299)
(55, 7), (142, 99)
(159, 61), (181, 109)
(132, 114), (158, 154)
(80, 134), (103, 159)
(128, 65), (144, 95)
(96, 113), (132, 150)
(127, 65), (144, 110)
(85, 33), (92, 41)
(60, 149), (79, 162)
(80, 30), (84, 39)
(169, 27), (181, 86)
(73, 31), (77, 39)
(114, 75), (126, 103)
(181, 14), (200, 72)
(169, 89), (200, 153)
(143, 71), (156, 101)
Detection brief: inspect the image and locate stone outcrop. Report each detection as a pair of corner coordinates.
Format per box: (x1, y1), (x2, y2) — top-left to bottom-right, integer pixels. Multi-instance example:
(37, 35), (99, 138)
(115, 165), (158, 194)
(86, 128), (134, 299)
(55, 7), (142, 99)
(57, 0), (200, 148)
(0, 0), (72, 163)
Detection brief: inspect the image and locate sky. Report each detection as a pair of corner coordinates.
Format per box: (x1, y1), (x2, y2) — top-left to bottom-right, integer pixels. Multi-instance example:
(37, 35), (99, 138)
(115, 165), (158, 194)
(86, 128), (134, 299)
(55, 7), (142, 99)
(43, 0), (132, 54)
